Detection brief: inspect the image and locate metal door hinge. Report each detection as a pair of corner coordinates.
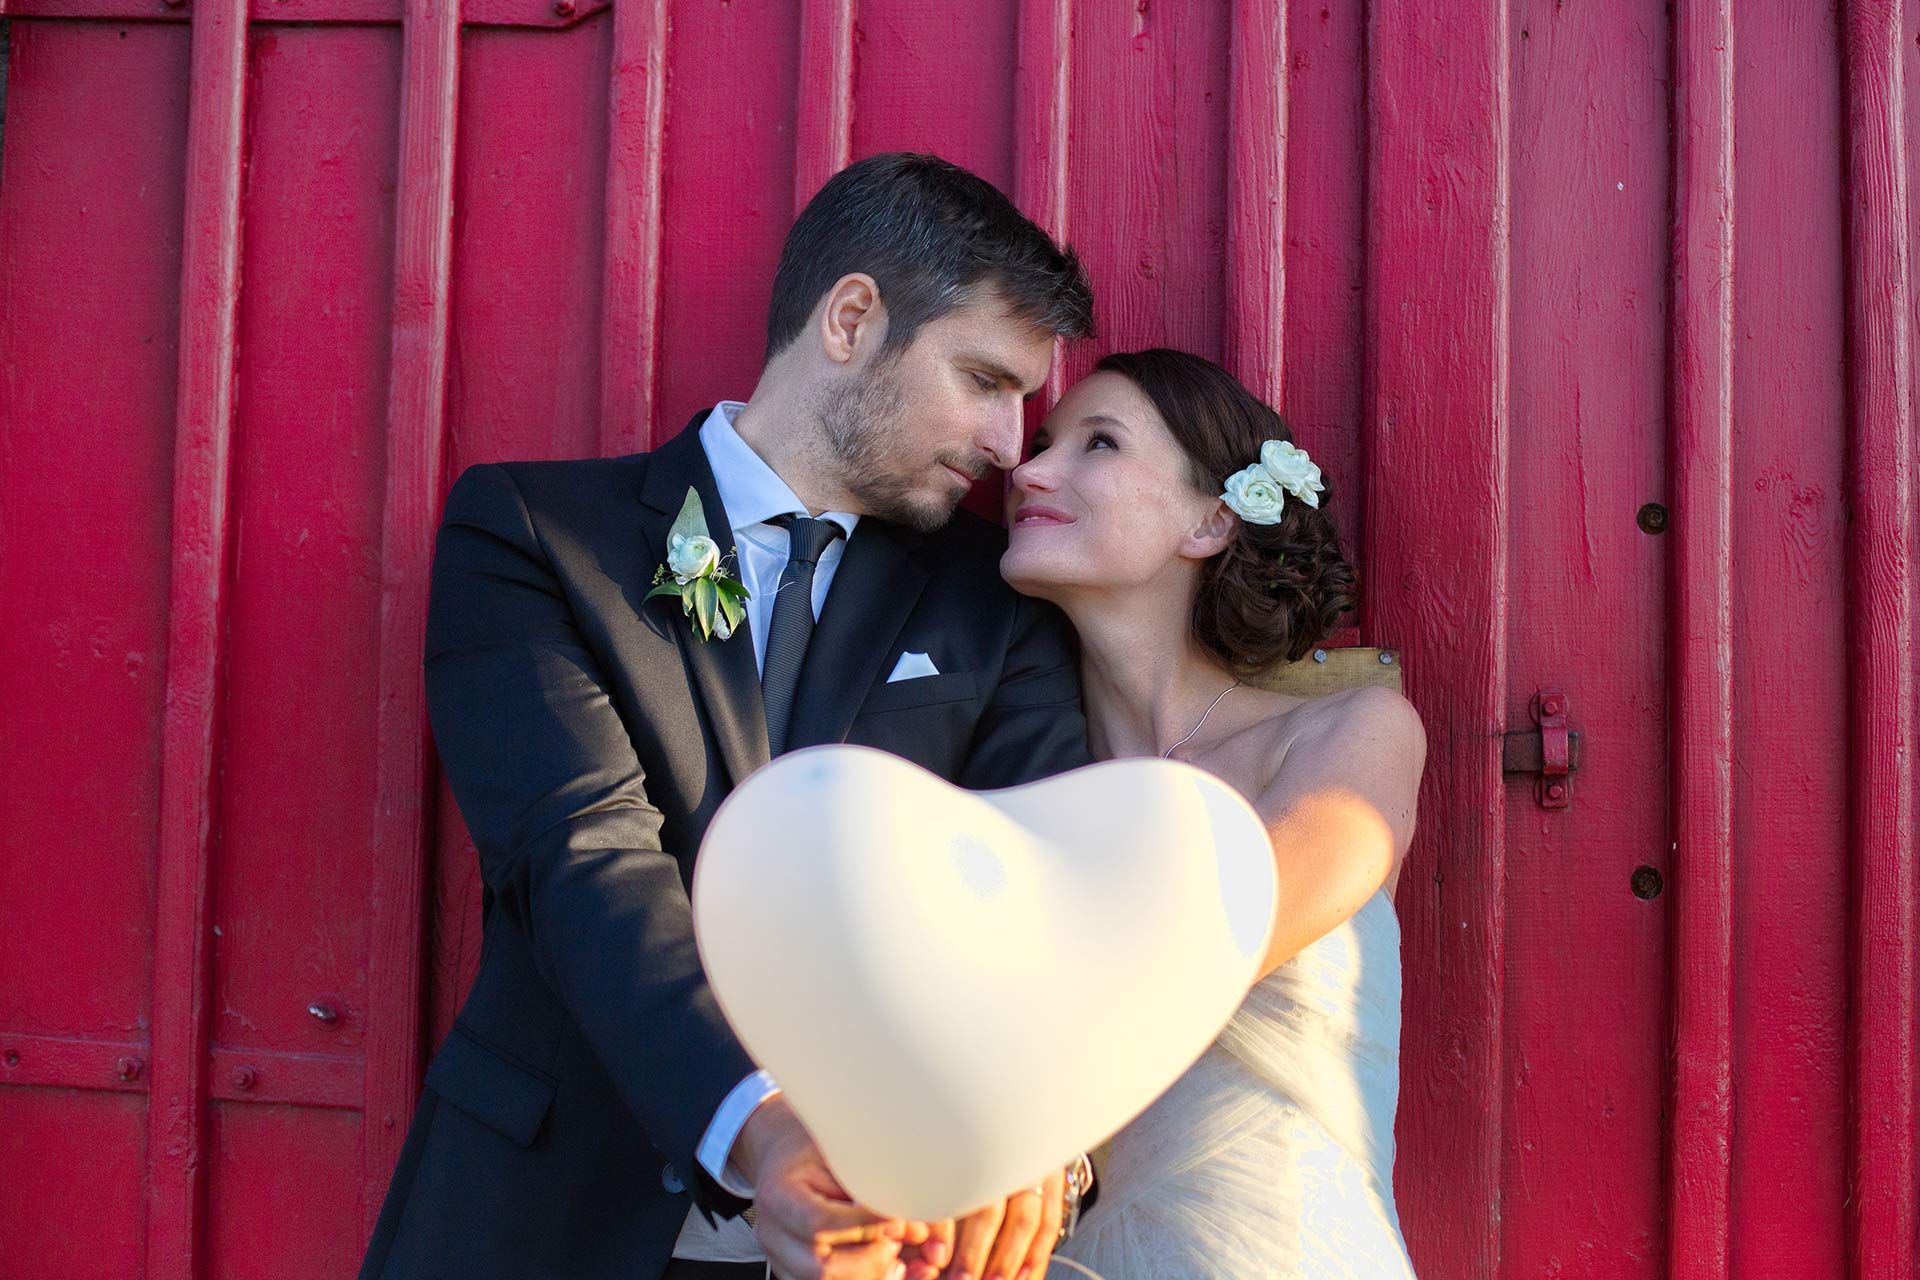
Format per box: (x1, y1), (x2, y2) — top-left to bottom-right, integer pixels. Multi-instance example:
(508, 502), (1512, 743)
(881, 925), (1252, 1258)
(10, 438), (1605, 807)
(1503, 688), (1580, 809)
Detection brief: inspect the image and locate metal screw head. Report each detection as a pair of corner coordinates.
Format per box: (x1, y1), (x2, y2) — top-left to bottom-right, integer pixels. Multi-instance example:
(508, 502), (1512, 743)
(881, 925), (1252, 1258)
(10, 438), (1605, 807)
(116, 1056), (144, 1082)
(1378, 652), (1395, 665)
(1637, 502), (1669, 534)
(1631, 865), (1664, 900)
(1313, 649), (1328, 663)
(232, 1065), (257, 1091)
(3, 1050), (18, 1068)
(1542, 696), (1564, 718)
(552, 0), (575, 14)
(1546, 782), (1567, 801)
(308, 1001), (340, 1025)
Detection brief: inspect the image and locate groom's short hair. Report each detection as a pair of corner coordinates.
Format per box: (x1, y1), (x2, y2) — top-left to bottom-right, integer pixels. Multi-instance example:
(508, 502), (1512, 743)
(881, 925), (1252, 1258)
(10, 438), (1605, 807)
(764, 152), (1095, 364)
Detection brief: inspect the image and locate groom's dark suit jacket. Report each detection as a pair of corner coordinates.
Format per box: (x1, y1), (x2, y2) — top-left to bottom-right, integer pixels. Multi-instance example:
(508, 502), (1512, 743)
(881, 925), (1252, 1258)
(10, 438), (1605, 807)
(359, 413), (1093, 1280)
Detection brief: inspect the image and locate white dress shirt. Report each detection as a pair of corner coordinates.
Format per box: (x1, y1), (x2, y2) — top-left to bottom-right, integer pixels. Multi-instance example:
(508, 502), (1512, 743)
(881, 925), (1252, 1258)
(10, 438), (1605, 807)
(677, 401), (859, 1262)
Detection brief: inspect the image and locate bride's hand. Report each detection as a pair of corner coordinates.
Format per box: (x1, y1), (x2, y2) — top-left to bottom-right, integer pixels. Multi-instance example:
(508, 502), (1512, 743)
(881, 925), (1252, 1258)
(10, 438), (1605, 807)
(940, 1168), (1065, 1280)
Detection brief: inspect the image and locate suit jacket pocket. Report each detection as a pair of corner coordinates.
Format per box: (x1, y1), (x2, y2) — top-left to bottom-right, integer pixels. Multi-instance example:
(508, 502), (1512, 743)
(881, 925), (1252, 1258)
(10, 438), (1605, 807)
(857, 671), (979, 716)
(425, 1023), (558, 1148)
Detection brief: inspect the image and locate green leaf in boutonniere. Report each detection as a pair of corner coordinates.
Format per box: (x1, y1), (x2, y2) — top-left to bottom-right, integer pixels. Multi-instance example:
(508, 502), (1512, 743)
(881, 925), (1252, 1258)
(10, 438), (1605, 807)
(644, 487), (750, 642)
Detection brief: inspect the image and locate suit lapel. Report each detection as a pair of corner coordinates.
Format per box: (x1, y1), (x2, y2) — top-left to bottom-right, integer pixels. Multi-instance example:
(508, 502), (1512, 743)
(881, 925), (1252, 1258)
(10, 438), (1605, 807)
(638, 415), (770, 788)
(785, 519), (930, 751)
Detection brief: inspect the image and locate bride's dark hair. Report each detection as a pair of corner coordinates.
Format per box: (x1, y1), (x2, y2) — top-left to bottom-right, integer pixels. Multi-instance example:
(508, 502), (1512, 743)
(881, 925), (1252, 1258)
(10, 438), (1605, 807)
(1093, 349), (1356, 672)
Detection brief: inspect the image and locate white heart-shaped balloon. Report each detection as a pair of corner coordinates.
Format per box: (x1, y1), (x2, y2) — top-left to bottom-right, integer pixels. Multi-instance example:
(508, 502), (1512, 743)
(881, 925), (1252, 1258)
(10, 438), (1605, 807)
(692, 744), (1276, 1222)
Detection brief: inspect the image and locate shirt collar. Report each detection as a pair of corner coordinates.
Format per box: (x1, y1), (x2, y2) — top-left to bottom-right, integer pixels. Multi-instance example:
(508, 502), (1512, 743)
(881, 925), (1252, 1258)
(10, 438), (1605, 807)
(697, 402), (860, 540)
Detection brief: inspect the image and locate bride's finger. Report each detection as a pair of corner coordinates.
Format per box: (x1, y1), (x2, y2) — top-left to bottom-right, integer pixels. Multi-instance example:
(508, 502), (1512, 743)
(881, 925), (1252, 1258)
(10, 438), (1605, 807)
(1015, 1178), (1067, 1280)
(979, 1186), (1046, 1280)
(947, 1200), (1006, 1280)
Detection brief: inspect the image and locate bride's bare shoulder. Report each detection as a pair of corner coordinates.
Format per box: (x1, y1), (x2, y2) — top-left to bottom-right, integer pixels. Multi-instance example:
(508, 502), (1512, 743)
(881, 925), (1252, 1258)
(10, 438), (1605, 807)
(1245, 683), (1426, 784)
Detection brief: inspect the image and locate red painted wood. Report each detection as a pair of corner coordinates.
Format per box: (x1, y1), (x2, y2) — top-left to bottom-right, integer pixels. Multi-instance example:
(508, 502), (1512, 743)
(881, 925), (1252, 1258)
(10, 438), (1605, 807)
(1728, 4), (1851, 1270)
(146, 2), (248, 1274)
(599, 0), (666, 454)
(2, 5), (1913, 1275)
(0, 29), (186, 1278)
(793, 0), (857, 210)
(1365, 4), (1512, 1277)
(1840, 2), (1918, 1276)
(1502, 4), (1673, 1271)
(1278, 0), (1364, 563)
(211, 1047), (363, 1110)
(0, 1033), (149, 1094)
(1223, 0), (1286, 408)
(1667, 2), (1737, 1275)
(361, 0), (460, 1241)
(1014, 0), (1074, 410)
(5, 0), (606, 27)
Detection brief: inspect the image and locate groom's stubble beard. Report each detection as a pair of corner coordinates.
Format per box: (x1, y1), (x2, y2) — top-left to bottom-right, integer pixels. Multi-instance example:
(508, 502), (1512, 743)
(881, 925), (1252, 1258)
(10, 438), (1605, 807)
(818, 357), (985, 533)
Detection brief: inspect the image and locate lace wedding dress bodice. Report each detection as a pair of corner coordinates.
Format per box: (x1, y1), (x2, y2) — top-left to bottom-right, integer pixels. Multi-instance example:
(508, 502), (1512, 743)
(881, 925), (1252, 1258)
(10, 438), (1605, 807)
(1056, 890), (1415, 1279)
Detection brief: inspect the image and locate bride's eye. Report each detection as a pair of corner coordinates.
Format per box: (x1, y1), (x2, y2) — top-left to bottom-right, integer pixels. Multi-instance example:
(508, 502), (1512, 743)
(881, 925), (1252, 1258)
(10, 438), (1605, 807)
(1088, 432), (1116, 451)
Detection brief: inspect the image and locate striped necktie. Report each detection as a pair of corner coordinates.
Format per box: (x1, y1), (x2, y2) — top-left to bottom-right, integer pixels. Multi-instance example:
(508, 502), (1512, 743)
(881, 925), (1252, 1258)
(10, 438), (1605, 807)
(760, 514), (844, 756)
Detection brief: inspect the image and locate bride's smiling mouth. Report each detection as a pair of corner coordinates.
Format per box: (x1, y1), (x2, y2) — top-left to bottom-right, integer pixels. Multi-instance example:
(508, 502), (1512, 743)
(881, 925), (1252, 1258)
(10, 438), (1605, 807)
(1013, 504), (1076, 528)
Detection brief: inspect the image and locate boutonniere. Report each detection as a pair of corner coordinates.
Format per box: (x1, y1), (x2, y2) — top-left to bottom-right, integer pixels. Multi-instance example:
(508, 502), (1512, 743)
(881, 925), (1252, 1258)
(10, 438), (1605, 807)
(646, 487), (750, 642)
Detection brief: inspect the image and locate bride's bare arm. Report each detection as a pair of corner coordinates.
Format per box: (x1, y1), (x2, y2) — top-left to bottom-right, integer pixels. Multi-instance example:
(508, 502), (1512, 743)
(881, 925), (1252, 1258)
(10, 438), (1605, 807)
(1251, 685), (1426, 979)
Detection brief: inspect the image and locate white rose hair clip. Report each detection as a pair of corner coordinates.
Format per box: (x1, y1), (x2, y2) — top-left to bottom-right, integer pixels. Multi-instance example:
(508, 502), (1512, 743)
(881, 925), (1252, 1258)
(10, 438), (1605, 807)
(1220, 439), (1325, 525)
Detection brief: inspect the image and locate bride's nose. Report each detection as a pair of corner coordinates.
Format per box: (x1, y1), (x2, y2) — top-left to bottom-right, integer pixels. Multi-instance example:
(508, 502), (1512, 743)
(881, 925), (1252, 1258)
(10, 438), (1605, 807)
(1009, 455), (1057, 494)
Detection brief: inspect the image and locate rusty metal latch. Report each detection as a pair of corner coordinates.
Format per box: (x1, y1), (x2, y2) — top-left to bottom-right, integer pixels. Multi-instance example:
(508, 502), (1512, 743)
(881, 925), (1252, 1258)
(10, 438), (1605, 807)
(1503, 688), (1580, 809)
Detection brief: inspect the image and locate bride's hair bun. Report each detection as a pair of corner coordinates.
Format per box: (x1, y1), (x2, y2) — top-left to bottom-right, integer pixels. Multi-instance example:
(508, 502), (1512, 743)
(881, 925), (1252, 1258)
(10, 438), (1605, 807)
(1094, 349), (1356, 672)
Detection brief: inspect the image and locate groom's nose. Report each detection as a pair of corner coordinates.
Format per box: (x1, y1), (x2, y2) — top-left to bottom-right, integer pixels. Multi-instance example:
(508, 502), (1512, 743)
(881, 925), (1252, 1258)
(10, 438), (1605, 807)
(974, 401), (1025, 472)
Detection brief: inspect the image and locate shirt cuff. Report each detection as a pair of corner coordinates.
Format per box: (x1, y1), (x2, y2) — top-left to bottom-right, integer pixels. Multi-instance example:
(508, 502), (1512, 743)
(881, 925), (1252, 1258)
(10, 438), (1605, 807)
(696, 1069), (782, 1198)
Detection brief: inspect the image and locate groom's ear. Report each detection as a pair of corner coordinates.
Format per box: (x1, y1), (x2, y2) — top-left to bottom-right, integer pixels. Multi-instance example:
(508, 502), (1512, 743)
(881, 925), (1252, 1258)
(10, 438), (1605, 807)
(1180, 500), (1238, 561)
(819, 273), (888, 366)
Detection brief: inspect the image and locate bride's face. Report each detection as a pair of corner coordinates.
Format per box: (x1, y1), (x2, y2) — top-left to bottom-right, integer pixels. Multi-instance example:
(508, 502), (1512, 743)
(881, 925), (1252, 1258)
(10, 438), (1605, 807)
(1000, 371), (1228, 600)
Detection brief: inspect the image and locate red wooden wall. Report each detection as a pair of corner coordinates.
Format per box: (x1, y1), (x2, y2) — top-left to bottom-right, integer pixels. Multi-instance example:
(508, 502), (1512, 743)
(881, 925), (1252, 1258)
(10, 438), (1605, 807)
(1, 2), (1914, 1277)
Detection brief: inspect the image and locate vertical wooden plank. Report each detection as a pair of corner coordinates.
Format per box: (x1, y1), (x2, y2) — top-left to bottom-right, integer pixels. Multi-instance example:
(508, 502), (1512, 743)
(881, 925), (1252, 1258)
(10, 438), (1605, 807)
(850, 0), (1019, 193)
(1502, 4), (1676, 1270)
(1013, 0), (1071, 405)
(1725, 4), (1851, 1271)
(793, 0), (856, 211)
(361, 0), (460, 1243)
(1223, 0), (1286, 408)
(1840, 2), (1917, 1275)
(1279, 0), (1366, 565)
(1667, 1), (1736, 1276)
(146, 0), (249, 1274)
(600, 0), (668, 455)
(1363, 1), (1510, 1274)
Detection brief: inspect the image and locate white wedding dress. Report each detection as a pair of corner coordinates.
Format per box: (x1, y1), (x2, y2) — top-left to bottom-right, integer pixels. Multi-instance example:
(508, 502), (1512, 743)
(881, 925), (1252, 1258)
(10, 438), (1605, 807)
(1055, 889), (1415, 1279)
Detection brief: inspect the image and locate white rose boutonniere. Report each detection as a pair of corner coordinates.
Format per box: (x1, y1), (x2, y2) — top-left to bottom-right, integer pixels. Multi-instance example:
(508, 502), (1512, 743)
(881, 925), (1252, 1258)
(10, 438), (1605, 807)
(646, 488), (749, 642)
(1221, 464), (1289, 525)
(667, 533), (720, 582)
(1258, 439), (1325, 508)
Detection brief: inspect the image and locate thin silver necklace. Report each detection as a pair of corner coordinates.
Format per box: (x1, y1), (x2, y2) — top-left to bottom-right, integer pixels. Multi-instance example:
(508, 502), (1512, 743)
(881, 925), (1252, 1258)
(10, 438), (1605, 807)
(1161, 678), (1243, 759)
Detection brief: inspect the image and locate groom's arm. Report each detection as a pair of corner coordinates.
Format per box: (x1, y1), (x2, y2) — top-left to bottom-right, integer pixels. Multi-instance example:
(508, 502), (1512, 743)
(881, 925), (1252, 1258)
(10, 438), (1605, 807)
(423, 462), (756, 1217)
(959, 591), (1093, 790)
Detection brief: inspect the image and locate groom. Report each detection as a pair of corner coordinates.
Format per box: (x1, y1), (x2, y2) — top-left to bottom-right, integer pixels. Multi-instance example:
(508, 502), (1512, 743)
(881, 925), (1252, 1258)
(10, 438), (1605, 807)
(359, 153), (1099, 1280)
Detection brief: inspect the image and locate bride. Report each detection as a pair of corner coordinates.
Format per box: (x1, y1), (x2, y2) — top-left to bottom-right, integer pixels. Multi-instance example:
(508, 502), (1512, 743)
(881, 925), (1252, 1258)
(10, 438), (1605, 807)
(997, 349), (1425, 1278)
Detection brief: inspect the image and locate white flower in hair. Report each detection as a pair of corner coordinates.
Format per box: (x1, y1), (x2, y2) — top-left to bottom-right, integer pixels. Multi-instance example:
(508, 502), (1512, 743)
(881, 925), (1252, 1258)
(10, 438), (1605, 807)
(1221, 464), (1288, 525)
(1259, 439), (1324, 508)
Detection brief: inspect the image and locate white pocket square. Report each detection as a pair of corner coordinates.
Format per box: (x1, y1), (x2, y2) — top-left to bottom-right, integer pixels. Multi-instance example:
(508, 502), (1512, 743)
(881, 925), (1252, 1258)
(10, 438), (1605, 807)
(886, 651), (940, 683)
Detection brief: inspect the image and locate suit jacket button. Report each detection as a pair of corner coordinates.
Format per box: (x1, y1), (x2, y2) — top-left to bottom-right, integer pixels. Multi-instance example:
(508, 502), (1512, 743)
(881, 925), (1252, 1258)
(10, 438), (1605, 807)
(661, 1164), (686, 1194)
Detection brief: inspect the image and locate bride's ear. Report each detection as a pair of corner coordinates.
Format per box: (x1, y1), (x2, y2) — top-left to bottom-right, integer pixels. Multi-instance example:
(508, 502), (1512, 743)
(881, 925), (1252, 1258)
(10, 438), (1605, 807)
(1180, 500), (1238, 561)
